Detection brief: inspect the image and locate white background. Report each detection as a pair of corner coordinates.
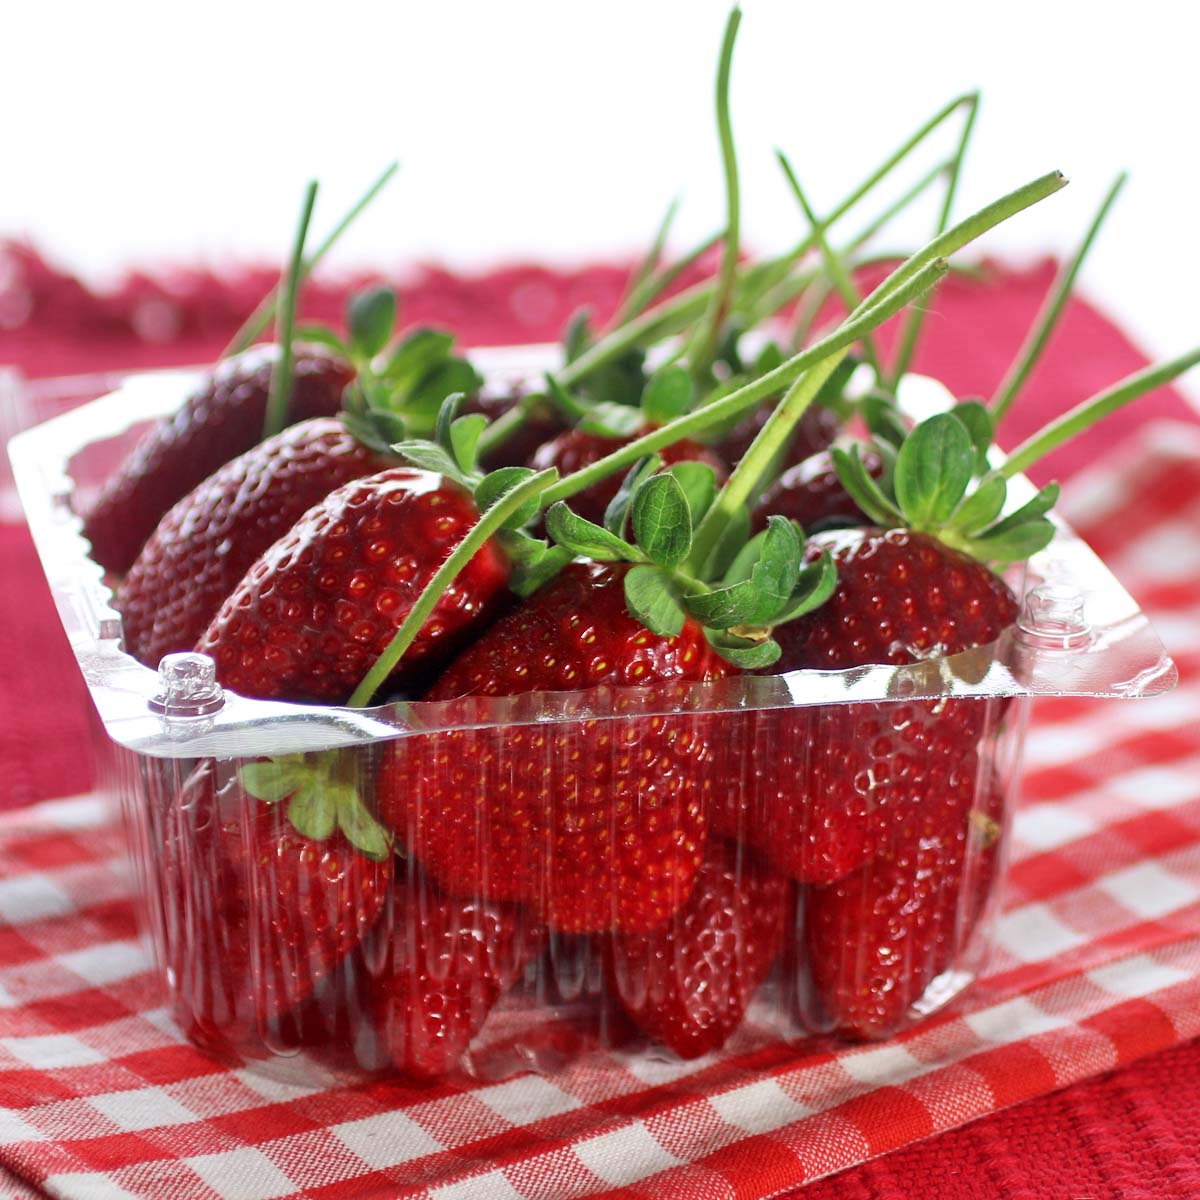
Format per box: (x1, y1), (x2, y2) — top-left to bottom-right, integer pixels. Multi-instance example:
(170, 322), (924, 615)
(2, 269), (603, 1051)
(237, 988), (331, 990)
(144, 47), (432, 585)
(4, 0), (1197, 388)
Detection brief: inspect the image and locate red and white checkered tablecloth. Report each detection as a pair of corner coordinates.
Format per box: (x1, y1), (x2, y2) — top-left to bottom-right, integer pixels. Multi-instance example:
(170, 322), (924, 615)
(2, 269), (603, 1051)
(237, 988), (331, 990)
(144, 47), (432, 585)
(0, 421), (1197, 1200)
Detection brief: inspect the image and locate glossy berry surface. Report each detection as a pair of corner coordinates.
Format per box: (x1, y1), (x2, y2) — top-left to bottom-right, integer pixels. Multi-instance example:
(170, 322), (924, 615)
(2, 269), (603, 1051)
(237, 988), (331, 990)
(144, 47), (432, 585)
(198, 468), (510, 703)
(379, 561), (730, 933)
(119, 418), (386, 667)
(753, 447), (881, 533)
(83, 345), (353, 574)
(608, 838), (788, 1058)
(529, 429), (728, 525)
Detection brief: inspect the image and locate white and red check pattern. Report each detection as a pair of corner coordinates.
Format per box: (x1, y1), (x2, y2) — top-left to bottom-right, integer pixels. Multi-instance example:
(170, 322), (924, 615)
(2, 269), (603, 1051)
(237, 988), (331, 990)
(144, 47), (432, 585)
(1, 421), (1198, 1200)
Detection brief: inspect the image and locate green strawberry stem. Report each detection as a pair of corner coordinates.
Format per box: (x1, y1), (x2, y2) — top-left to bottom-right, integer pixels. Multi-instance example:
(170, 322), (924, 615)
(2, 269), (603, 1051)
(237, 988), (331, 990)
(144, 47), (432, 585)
(687, 345), (858, 574)
(538, 260), (947, 509)
(776, 150), (883, 378)
(991, 171), (1128, 421)
(225, 162), (399, 358)
(262, 181), (318, 442)
(999, 347), (1200, 480)
(687, 6), (742, 380)
(887, 92), (980, 387)
(347, 467), (559, 707)
(616, 230), (724, 326)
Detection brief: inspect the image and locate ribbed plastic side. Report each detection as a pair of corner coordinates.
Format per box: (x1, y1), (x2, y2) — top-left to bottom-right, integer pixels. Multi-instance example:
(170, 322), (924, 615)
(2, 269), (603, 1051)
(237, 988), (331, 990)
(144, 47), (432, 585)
(105, 693), (1029, 1081)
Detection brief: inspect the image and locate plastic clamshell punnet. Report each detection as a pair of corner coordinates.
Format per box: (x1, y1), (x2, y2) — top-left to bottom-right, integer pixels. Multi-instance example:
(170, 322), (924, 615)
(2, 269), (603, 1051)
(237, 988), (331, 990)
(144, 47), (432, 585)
(8, 352), (1178, 1082)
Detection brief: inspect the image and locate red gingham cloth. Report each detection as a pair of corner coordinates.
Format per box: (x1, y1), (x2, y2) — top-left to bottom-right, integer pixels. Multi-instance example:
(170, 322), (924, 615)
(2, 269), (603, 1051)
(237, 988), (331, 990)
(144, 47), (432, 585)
(2, 252), (1200, 1196)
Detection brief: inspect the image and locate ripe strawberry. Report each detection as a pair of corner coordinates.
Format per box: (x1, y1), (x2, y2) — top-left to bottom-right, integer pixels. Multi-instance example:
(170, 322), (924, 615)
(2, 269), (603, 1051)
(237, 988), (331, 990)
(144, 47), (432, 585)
(370, 867), (535, 1078)
(529, 429), (727, 525)
(197, 467), (511, 703)
(752, 447), (880, 533)
(803, 749), (986, 1039)
(607, 838), (789, 1057)
(118, 418), (387, 668)
(378, 561), (730, 933)
(82, 345), (353, 574)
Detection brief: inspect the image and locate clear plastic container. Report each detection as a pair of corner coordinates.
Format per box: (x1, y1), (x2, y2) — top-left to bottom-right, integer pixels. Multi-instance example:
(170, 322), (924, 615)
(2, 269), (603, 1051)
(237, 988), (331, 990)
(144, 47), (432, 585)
(7, 353), (1177, 1082)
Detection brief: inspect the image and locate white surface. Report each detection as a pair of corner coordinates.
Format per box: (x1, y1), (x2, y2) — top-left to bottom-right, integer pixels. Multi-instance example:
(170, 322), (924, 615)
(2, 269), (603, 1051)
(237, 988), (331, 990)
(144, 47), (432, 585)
(3, 1), (1197, 387)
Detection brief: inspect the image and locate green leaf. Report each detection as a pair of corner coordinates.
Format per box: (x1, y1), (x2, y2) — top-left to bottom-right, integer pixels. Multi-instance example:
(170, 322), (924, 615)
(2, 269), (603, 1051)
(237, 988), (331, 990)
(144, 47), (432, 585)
(543, 373), (591, 423)
(449, 413), (488, 476)
(563, 308), (591, 363)
(753, 340), (786, 374)
(382, 328), (454, 388)
(391, 439), (466, 483)
(965, 518), (1056, 564)
(347, 286), (397, 359)
(578, 401), (646, 438)
(287, 780), (337, 842)
(624, 565), (686, 638)
(545, 502), (638, 561)
(580, 350), (646, 409)
(295, 324), (351, 358)
(949, 470), (1007, 534)
(953, 400), (995, 473)
(603, 456), (662, 537)
(240, 756), (307, 803)
(665, 461), (718, 526)
(704, 627), (782, 669)
(631, 474), (692, 568)
(641, 365), (695, 424)
(335, 786), (393, 861)
(749, 516), (803, 611)
(722, 526), (769, 586)
(832, 445), (902, 526)
(773, 552), (837, 623)
(700, 506), (751, 582)
(435, 393), (466, 451)
(498, 531), (574, 597)
(340, 410), (394, 455)
(984, 482), (1061, 537)
(476, 467), (541, 529)
(411, 359), (483, 412)
(684, 579), (768, 628)
(893, 412), (975, 530)
(861, 392), (907, 448)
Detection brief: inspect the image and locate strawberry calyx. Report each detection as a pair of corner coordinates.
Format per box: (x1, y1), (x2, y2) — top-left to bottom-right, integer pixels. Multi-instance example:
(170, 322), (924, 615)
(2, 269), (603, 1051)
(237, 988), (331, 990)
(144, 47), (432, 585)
(240, 753), (393, 861)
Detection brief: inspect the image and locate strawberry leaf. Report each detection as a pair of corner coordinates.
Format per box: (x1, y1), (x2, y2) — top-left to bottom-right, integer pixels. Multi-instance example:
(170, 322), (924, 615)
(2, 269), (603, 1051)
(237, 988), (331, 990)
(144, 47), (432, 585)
(604, 456), (663, 537)
(240, 756), (308, 803)
(949, 469), (1007, 534)
(476, 467), (543, 529)
(624, 564), (686, 638)
(498, 531), (573, 597)
(546, 502), (639, 561)
(641, 365), (694, 424)
(450, 414), (488, 476)
(832, 445), (902, 526)
(391, 439), (470, 487)
(631, 474), (692, 569)
(347, 286), (397, 360)
(953, 400), (995, 474)
(684, 578), (769, 628)
(335, 785), (393, 861)
(579, 402), (646, 438)
(287, 779), (337, 842)
(665, 461), (718, 525)
(704, 627), (782, 669)
(893, 412), (974, 530)
(543, 372), (592, 422)
(700, 506), (751, 582)
(295, 325), (351, 358)
(563, 308), (592, 362)
(983, 482), (1060, 537)
(861, 392), (907, 448)
(964, 517), (1056, 564)
(773, 551), (837, 623)
(749, 516), (803, 611)
(435, 392), (465, 451)
(381, 328), (454, 387)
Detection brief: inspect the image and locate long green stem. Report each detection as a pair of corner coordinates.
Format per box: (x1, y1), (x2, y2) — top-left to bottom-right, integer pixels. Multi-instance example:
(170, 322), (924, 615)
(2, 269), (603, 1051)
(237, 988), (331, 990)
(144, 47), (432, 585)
(991, 172), (1128, 421)
(688, 7), (743, 378)
(611, 197), (679, 325)
(1000, 347), (1200, 480)
(224, 162), (399, 358)
(776, 150), (882, 377)
(262, 182), (318, 441)
(540, 260), (947, 508)
(888, 92), (980, 386)
(688, 348), (853, 573)
(617, 230), (724, 325)
(348, 468), (560, 706)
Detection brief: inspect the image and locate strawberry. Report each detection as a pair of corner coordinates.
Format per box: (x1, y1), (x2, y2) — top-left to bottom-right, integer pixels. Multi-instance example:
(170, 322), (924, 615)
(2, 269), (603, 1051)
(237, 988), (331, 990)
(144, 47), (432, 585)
(370, 866), (535, 1078)
(803, 749), (987, 1039)
(197, 467), (511, 703)
(607, 838), (789, 1058)
(82, 345), (353, 573)
(467, 387), (568, 470)
(378, 561), (730, 933)
(752, 446), (879, 533)
(118, 418), (387, 668)
(529, 428), (727, 525)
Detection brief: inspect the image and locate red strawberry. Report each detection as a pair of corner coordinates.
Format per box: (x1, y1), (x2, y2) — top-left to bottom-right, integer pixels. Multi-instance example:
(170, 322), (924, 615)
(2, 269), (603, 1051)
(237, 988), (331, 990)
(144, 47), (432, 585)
(82, 345), (353, 574)
(752, 447), (881, 533)
(466, 386), (568, 470)
(803, 749), (988, 1039)
(118, 418), (387, 668)
(378, 561), (730, 933)
(529, 429), (728, 525)
(607, 838), (789, 1058)
(715, 401), (838, 472)
(197, 468), (511, 703)
(370, 868), (535, 1078)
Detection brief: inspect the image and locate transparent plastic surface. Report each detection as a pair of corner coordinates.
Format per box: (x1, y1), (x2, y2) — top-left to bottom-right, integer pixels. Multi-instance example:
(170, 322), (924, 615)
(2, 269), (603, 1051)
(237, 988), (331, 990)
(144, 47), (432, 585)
(8, 355), (1177, 1081)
